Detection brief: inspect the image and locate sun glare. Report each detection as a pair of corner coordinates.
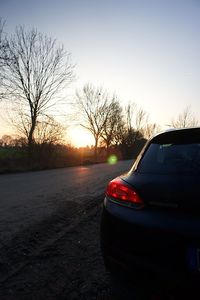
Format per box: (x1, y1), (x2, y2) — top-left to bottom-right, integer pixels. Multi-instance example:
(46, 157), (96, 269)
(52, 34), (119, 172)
(69, 127), (94, 148)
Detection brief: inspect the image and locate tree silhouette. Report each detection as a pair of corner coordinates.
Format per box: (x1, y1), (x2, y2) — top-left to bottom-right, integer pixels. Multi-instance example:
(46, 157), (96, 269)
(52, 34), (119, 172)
(1, 26), (75, 151)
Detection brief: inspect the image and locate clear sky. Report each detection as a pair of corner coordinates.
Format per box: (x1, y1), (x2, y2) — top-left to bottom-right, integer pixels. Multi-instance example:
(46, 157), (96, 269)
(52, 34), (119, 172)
(0, 0), (200, 146)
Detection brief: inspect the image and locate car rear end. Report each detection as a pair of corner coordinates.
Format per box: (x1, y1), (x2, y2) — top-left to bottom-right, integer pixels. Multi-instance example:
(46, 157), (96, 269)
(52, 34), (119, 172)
(100, 128), (200, 288)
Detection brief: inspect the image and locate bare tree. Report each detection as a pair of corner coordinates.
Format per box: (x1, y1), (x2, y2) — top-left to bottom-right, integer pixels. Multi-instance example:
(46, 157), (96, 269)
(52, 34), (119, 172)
(0, 26), (75, 150)
(0, 18), (6, 64)
(75, 84), (112, 160)
(170, 106), (198, 128)
(124, 101), (160, 140)
(125, 102), (148, 131)
(112, 119), (126, 146)
(34, 116), (65, 145)
(0, 134), (13, 147)
(100, 98), (123, 150)
(0, 134), (27, 147)
(0, 18), (8, 100)
(142, 123), (161, 139)
(135, 108), (148, 132)
(10, 108), (65, 144)
(124, 101), (148, 143)
(125, 102), (137, 133)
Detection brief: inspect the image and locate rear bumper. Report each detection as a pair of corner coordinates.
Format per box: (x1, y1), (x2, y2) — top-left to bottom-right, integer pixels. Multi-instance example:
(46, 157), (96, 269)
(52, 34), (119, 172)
(100, 197), (200, 284)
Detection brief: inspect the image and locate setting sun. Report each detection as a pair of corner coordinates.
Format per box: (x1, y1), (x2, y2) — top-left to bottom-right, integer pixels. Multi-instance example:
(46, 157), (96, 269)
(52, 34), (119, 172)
(69, 127), (94, 148)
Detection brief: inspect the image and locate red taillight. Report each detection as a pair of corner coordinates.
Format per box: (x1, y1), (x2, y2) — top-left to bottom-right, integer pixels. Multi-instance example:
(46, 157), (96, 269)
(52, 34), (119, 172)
(106, 178), (143, 206)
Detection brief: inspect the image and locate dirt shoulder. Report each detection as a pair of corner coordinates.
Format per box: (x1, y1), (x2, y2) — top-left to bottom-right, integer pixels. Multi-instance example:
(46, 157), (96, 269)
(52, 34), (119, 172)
(0, 195), (111, 300)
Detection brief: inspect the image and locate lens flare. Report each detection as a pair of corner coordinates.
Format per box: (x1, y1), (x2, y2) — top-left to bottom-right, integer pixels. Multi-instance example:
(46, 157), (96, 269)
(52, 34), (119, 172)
(107, 155), (118, 165)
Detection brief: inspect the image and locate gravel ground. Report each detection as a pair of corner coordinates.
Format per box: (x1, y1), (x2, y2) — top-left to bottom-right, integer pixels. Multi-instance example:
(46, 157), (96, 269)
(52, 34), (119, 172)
(0, 195), (112, 299)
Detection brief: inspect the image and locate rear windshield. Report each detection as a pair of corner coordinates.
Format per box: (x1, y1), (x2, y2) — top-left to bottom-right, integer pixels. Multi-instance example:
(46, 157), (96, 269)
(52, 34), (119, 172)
(137, 143), (200, 175)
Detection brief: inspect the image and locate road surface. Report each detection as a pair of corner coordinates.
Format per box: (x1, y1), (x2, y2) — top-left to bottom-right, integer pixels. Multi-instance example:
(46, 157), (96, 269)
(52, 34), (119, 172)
(0, 160), (133, 243)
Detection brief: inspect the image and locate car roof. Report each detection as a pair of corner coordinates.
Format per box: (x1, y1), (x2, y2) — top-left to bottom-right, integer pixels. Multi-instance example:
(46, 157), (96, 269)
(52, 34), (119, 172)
(150, 127), (200, 144)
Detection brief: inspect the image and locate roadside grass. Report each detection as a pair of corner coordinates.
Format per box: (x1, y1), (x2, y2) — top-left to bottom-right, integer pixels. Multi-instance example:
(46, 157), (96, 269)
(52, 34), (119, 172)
(0, 141), (144, 174)
(0, 148), (27, 159)
(0, 147), (97, 174)
(0, 148), (28, 173)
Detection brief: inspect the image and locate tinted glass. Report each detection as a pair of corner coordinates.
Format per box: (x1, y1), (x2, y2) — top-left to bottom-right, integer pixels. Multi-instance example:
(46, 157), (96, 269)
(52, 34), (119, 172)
(137, 143), (200, 175)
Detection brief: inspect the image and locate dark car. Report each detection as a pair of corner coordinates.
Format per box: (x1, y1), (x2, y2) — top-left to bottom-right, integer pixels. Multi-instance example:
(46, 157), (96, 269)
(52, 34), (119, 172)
(100, 127), (200, 294)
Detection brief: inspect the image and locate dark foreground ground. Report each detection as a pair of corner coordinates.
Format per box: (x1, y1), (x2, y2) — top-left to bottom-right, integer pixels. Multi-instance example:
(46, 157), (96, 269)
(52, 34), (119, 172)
(0, 194), (113, 300)
(1, 193), (200, 300)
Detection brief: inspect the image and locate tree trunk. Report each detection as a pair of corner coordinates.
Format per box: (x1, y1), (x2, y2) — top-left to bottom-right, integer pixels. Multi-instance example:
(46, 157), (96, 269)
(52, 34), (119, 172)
(94, 138), (98, 162)
(28, 116), (36, 159)
(106, 141), (110, 157)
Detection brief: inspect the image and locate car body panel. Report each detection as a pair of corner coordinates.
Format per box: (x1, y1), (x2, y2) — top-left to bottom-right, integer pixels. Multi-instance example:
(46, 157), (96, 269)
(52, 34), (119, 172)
(100, 127), (200, 286)
(122, 173), (200, 212)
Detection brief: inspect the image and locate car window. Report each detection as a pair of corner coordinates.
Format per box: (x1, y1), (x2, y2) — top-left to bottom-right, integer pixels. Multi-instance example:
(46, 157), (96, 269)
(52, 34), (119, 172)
(137, 143), (200, 175)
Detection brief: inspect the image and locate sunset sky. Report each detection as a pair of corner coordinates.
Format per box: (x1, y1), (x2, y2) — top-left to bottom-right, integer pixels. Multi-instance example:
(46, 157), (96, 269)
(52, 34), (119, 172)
(0, 0), (200, 146)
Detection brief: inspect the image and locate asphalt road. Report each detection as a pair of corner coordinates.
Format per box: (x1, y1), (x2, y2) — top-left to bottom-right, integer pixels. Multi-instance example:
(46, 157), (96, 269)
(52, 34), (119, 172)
(0, 160), (133, 243)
